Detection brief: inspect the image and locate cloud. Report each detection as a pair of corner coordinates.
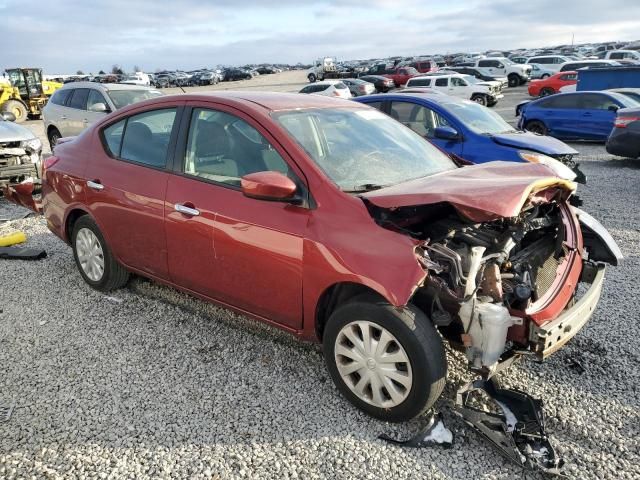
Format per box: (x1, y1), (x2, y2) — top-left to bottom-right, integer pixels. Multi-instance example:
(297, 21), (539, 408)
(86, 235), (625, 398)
(1, 0), (638, 73)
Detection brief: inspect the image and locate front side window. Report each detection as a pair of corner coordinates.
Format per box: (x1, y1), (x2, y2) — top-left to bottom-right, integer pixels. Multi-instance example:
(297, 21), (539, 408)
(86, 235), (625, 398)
(183, 108), (289, 187)
(451, 77), (468, 87)
(111, 108), (177, 167)
(274, 108), (455, 191)
(390, 101), (450, 138)
(87, 89), (108, 111)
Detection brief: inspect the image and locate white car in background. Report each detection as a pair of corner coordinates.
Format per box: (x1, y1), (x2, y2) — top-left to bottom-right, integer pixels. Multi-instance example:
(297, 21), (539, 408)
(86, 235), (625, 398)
(404, 73), (503, 107)
(474, 57), (531, 87)
(526, 55), (572, 73)
(298, 81), (352, 99)
(121, 72), (151, 86)
(529, 63), (555, 79)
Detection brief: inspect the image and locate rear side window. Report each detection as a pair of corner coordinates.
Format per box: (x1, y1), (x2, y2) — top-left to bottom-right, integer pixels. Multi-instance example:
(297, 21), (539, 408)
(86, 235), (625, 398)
(67, 89), (89, 110)
(102, 108), (177, 168)
(335, 83), (347, 90)
(538, 95), (580, 109)
(50, 89), (71, 106)
(435, 78), (448, 87)
(364, 102), (383, 111)
(409, 78), (431, 87)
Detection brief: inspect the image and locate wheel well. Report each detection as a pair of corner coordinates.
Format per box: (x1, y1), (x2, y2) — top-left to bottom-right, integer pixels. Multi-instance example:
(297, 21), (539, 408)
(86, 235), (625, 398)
(47, 125), (60, 135)
(315, 282), (386, 341)
(65, 209), (88, 243)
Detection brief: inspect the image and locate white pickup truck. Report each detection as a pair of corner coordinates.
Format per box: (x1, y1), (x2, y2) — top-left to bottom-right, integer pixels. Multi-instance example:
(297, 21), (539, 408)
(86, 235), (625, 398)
(307, 57), (350, 83)
(404, 73), (503, 107)
(474, 58), (532, 87)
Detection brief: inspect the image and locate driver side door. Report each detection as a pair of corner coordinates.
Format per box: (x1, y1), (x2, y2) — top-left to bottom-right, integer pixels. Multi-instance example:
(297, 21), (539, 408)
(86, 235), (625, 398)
(165, 104), (309, 329)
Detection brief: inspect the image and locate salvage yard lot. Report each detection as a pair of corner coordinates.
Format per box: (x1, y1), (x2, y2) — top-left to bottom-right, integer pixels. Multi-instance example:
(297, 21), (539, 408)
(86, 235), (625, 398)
(1, 71), (639, 479)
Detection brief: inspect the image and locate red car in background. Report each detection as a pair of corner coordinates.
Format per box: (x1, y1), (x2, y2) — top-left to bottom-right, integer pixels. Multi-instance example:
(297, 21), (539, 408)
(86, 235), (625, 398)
(528, 71), (578, 97)
(40, 92), (620, 425)
(407, 60), (439, 73)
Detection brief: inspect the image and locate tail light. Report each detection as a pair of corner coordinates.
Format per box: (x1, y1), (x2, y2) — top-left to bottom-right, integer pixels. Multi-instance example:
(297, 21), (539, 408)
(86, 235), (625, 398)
(614, 116), (639, 128)
(332, 90), (340, 96)
(359, 85), (366, 93)
(41, 155), (60, 179)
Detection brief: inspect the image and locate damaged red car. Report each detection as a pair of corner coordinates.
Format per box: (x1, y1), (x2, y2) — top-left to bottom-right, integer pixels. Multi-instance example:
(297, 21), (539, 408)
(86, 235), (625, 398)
(40, 92), (621, 424)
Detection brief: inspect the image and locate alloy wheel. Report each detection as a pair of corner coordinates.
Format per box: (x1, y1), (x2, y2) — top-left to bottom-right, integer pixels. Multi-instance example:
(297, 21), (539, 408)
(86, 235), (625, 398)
(334, 321), (413, 409)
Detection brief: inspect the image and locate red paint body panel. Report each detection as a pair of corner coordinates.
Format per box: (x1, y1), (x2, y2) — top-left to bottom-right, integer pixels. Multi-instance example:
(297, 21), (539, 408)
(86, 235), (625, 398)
(361, 161), (574, 222)
(528, 71), (578, 97)
(41, 92), (586, 346)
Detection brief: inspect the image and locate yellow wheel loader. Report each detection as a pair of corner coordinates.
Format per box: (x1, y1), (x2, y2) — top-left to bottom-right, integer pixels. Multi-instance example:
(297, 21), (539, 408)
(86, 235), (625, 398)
(0, 68), (62, 123)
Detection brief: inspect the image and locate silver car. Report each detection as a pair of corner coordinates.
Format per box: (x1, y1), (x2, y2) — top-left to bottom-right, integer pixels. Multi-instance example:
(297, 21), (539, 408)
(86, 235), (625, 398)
(42, 82), (163, 148)
(0, 111), (42, 187)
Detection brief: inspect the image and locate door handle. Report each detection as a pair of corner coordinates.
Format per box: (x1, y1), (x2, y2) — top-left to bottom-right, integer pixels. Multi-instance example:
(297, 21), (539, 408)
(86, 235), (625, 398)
(582, 113), (592, 117)
(87, 180), (104, 191)
(60, 115), (67, 120)
(83, 119), (89, 123)
(174, 203), (200, 217)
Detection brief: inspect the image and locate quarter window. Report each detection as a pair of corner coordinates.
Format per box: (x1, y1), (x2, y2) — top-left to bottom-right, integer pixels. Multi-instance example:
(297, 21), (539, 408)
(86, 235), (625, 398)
(103, 119), (126, 157)
(183, 108), (289, 187)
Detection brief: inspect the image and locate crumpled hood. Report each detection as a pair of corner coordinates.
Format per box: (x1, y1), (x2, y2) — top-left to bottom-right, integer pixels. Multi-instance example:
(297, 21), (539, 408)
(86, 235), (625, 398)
(0, 120), (36, 142)
(361, 161), (576, 222)
(491, 132), (578, 156)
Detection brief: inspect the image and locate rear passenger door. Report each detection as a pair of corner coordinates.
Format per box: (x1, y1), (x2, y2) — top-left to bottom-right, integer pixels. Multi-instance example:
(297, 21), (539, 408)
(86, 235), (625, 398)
(85, 104), (182, 279)
(65, 88), (90, 135)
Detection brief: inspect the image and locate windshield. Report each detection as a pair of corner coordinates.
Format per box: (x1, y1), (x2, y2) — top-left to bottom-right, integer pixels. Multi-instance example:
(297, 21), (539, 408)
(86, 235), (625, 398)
(107, 89), (163, 109)
(446, 101), (516, 134)
(502, 58), (515, 66)
(462, 75), (479, 84)
(273, 108), (456, 191)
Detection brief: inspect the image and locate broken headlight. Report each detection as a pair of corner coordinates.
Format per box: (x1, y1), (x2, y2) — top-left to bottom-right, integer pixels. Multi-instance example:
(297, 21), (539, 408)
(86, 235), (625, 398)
(518, 151), (576, 182)
(21, 137), (42, 153)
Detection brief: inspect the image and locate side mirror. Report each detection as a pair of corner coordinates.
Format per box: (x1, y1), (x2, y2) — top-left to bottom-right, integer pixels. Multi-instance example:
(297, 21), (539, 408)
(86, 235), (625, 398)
(1, 111), (16, 122)
(241, 171), (298, 202)
(608, 105), (619, 112)
(434, 126), (460, 141)
(89, 102), (109, 113)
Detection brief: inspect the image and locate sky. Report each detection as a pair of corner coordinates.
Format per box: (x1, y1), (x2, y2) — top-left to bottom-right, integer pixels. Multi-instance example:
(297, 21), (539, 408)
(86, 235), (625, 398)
(3, 0), (640, 74)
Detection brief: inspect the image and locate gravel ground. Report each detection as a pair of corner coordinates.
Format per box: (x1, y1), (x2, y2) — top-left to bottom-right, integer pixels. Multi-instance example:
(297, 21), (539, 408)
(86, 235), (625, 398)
(1, 74), (639, 479)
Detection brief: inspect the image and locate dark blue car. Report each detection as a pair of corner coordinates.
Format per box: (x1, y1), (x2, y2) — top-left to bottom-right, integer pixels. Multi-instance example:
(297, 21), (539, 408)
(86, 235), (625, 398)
(354, 92), (578, 167)
(517, 91), (640, 141)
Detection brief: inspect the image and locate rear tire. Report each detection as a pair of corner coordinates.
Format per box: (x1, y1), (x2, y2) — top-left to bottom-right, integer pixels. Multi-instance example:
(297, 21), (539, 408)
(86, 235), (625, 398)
(323, 294), (447, 422)
(541, 74), (550, 79)
(2, 100), (28, 123)
(540, 87), (555, 97)
(525, 120), (549, 136)
(308, 73), (317, 83)
(71, 215), (129, 292)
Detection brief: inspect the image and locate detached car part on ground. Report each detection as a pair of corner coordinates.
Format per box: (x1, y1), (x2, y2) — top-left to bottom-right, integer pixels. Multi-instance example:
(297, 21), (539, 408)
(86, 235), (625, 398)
(8, 93), (622, 475)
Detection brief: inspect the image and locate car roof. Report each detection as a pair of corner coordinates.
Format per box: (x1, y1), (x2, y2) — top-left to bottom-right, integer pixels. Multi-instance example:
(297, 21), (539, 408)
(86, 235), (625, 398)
(59, 82), (154, 92)
(138, 91), (362, 113)
(359, 92), (471, 107)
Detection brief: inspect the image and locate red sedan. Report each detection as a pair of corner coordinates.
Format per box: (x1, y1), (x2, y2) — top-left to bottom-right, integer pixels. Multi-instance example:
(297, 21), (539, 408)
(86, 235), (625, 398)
(528, 71), (578, 97)
(41, 92), (619, 422)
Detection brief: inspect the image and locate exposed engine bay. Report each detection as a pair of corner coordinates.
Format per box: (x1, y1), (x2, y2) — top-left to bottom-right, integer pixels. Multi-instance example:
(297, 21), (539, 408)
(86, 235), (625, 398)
(0, 141), (39, 188)
(367, 198), (576, 376)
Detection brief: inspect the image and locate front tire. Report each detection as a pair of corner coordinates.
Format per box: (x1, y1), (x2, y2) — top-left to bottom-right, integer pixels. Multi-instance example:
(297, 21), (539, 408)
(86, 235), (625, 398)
(471, 94), (488, 106)
(323, 295), (447, 422)
(71, 215), (129, 291)
(525, 120), (549, 136)
(508, 74), (520, 88)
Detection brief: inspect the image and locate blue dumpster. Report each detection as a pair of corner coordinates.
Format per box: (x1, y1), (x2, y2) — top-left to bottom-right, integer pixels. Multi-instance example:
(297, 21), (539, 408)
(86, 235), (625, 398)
(577, 66), (640, 91)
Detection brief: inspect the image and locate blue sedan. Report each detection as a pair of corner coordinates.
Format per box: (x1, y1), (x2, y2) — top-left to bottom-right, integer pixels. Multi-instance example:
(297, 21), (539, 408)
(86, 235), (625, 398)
(354, 92), (578, 166)
(517, 91), (640, 141)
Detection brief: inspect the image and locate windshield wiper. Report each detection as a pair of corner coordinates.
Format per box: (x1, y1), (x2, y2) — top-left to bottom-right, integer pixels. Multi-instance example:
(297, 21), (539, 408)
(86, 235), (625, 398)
(345, 183), (387, 193)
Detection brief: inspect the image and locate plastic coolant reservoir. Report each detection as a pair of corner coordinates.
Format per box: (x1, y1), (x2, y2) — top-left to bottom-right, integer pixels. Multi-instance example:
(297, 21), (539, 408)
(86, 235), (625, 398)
(476, 303), (518, 367)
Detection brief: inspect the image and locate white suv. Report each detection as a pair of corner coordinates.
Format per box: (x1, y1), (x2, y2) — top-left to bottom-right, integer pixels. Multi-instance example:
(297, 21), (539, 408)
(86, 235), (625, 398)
(475, 57), (532, 87)
(298, 81), (352, 99)
(525, 55), (572, 73)
(404, 74), (503, 107)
